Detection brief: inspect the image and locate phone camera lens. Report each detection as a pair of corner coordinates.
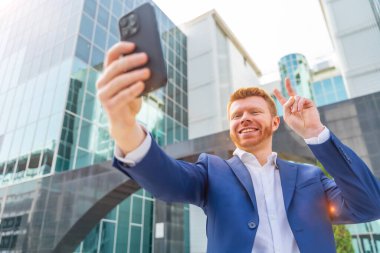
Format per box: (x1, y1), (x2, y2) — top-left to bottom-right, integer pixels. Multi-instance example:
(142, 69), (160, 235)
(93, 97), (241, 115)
(120, 17), (128, 27)
(128, 13), (137, 27)
(121, 27), (129, 37)
(130, 27), (138, 35)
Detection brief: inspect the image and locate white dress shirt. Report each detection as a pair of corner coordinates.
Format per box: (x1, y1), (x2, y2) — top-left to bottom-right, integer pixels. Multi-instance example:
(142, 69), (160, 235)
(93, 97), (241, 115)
(115, 127), (331, 253)
(233, 149), (299, 253)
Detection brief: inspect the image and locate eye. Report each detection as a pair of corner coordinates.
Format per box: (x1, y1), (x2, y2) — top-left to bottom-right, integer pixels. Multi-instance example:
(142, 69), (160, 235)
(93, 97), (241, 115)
(250, 111), (260, 115)
(232, 114), (241, 119)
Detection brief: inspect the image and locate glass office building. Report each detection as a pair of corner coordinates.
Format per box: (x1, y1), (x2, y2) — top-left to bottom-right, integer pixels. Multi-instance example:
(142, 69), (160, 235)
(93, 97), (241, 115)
(278, 53), (313, 100)
(347, 222), (380, 253)
(311, 75), (348, 107)
(370, 0), (380, 30)
(0, 0), (189, 252)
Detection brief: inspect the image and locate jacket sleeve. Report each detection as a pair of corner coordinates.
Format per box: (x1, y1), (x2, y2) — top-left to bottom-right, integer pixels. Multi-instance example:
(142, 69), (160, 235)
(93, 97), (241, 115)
(113, 137), (208, 208)
(309, 132), (380, 224)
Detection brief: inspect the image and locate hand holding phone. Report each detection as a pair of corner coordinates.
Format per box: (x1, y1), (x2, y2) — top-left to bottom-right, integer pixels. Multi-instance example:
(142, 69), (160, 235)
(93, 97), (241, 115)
(119, 3), (167, 96)
(96, 3), (167, 154)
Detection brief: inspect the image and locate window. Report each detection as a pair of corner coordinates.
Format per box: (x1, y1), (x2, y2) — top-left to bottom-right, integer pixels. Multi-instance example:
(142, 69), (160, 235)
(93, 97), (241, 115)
(75, 36), (91, 63)
(167, 98), (174, 118)
(112, 0), (122, 18)
(84, 0), (97, 17)
(79, 13), (94, 40)
(40, 149), (53, 175)
(107, 34), (118, 51)
(86, 69), (99, 94)
(295, 73), (301, 84)
(83, 93), (97, 121)
(90, 46), (104, 70)
(32, 118), (49, 151)
(79, 119), (94, 150)
(94, 26), (107, 50)
(75, 148), (93, 169)
(97, 5), (109, 29)
(323, 79), (332, 91)
(100, 0), (111, 9)
(109, 16), (119, 38)
(45, 113), (63, 149)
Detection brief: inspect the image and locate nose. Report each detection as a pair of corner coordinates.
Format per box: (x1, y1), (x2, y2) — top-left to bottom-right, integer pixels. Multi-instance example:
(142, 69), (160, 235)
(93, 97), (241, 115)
(240, 112), (251, 125)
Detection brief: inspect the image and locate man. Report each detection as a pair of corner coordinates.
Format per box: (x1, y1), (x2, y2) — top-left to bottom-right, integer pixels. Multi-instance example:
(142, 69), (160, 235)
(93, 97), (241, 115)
(96, 42), (380, 253)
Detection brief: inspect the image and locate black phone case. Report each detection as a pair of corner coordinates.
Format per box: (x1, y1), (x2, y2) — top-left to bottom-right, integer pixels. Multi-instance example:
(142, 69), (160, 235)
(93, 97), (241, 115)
(119, 3), (167, 96)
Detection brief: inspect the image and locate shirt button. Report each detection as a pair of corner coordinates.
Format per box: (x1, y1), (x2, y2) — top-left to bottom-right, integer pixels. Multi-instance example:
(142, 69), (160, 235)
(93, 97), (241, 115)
(248, 221), (257, 229)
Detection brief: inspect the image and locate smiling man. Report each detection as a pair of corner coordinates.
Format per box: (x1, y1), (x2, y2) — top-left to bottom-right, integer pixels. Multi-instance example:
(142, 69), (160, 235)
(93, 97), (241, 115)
(96, 42), (380, 253)
(228, 88), (281, 166)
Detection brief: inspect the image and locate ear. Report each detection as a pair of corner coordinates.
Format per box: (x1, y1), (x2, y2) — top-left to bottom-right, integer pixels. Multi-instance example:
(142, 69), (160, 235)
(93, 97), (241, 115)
(272, 116), (280, 132)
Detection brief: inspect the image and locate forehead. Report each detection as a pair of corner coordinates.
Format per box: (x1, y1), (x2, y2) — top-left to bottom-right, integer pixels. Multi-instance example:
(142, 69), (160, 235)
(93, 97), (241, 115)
(229, 96), (269, 113)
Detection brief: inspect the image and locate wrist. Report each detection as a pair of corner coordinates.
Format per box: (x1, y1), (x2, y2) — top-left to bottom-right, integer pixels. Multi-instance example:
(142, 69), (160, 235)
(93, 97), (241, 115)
(303, 124), (325, 139)
(111, 122), (147, 155)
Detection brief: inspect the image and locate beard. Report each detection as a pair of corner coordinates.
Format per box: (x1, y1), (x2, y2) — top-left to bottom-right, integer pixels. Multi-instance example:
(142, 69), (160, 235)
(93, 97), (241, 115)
(230, 123), (273, 151)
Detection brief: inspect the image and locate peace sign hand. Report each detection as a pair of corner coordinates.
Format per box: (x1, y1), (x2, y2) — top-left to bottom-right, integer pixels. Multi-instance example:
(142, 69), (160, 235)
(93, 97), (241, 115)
(273, 78), (325, 139)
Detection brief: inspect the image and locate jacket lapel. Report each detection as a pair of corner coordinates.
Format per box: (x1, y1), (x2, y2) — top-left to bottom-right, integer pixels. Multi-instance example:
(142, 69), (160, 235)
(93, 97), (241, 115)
(277, 159), (298, 211)
(226, 156), (257, 211)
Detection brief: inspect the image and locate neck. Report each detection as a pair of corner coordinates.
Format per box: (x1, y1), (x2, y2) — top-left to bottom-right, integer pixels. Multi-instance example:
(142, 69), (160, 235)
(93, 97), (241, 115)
(240, 139), (273, 166)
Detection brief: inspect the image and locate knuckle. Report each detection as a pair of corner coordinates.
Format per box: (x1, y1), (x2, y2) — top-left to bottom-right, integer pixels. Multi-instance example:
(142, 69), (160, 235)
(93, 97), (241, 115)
(96, 89), (106, 101)
(104, 100), (114, 111)
(95, 78), (102, 90)
(117, 57), (126, 73)
(113, 93), (127, 107)
(122, 87), (133, 98)
(103, 60), (108, 69)
(144, 68), (151, 78)
(104, 51), (115, 67)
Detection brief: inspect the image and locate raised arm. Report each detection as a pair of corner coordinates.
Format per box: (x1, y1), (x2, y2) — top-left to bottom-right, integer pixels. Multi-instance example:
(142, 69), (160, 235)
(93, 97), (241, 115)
(97, 42), (208, 207)
(273, 78), (380, 222)
(312, 133), (380, 223)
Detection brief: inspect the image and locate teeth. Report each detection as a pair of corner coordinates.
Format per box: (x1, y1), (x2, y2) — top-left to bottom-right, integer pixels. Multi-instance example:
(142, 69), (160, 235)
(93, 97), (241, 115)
(241, 128), (257, 133)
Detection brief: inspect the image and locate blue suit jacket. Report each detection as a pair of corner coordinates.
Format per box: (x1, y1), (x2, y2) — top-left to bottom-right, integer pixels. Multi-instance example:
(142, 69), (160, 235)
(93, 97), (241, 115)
(113, 132), (380, 253)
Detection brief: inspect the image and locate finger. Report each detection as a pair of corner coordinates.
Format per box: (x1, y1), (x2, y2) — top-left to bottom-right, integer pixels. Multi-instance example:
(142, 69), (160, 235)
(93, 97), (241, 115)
(273, 88), (287, 105)
(298, 97), (314, 111)
(292, 95), (300, 113)
(97, 52), (148, 89)
(98, 68), (150, 101)
(104, 42), (136, 68)
(285, 78), (297, 97)
(104, 81), (145, 112)
(297, 97), (305, 111)
(283, 96), (295, 116)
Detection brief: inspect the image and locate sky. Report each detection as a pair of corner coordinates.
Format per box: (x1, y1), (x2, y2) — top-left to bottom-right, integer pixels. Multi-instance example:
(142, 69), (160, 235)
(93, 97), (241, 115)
(154, 0), (334, 79)
(0, 0), (334, 80)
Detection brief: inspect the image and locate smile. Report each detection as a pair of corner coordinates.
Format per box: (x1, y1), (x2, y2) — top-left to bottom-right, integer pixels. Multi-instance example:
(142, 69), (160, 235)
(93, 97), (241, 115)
(239, 128), (259, 134)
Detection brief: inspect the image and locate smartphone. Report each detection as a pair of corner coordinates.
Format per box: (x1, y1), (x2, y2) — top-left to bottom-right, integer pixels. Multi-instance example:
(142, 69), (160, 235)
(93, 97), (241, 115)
(119, 3), (167, 96)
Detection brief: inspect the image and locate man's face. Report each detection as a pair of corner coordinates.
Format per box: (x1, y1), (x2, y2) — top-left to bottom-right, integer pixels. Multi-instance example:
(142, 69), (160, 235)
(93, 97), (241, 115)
(229, 96), (279, 151)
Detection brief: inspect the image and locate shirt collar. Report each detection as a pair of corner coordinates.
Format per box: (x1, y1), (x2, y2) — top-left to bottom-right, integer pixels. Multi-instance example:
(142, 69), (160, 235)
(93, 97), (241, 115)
(233, 148), (278, 169)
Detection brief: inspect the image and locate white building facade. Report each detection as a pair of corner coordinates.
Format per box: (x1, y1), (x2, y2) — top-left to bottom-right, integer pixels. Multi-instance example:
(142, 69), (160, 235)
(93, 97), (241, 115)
(180, 10), (261, 253)
(181, 10), (261, 139)
(319, 0), (380, 98)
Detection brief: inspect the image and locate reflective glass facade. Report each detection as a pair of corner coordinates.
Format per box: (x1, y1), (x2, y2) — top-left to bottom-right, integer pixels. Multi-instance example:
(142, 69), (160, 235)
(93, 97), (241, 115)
(278, 53), (313, 100)
(0, 0), (80, 185)
(347, 222), (380, 253)
(0, 0), (189, 252)
(370, 0), (380, 31)
(311, 75), (348, 107)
